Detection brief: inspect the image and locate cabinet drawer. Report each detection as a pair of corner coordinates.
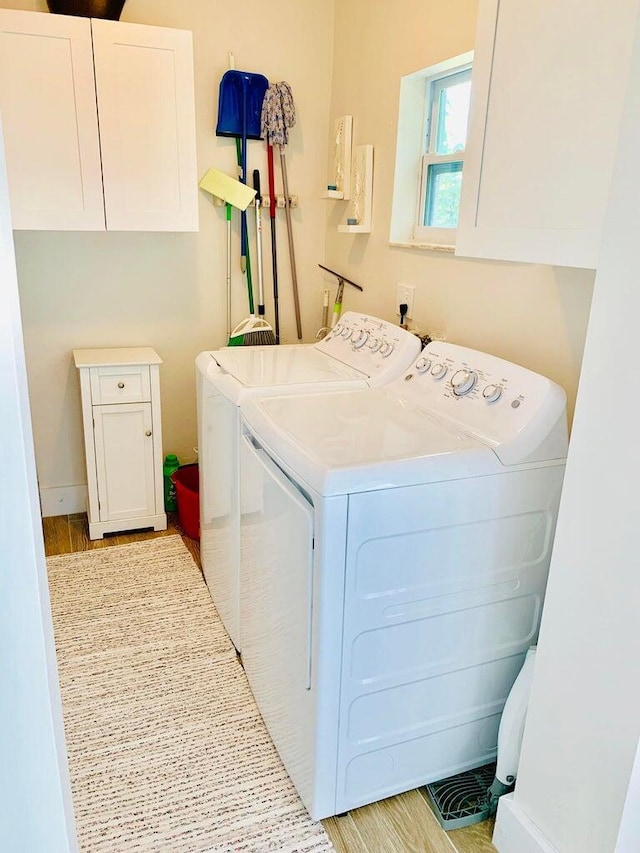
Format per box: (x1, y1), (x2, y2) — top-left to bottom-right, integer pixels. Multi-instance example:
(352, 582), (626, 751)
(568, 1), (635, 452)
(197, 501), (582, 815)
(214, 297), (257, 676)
(89, 365), (151, 404)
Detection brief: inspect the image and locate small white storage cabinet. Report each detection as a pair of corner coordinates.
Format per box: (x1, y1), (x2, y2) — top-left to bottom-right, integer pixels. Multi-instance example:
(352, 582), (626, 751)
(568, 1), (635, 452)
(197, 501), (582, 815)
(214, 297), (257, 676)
(73, 347), (167, 540)
(0, 9), (198, 232)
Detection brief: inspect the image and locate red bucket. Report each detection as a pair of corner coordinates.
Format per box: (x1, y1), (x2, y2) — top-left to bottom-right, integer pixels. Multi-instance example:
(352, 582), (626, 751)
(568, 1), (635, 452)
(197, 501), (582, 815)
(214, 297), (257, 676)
(171, 463), (200, 539)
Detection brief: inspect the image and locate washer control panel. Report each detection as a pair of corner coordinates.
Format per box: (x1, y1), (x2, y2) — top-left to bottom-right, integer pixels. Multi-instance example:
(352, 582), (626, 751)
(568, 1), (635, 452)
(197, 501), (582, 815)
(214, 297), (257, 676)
(396, 341), (568, 465)
(315, 312), (421, 383)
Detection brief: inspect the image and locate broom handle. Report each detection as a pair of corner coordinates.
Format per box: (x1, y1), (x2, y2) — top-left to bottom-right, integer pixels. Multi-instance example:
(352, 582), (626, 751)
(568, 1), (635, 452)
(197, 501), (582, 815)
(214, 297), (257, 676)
(268, 144), (280, 343)
(236, 138), (254, 314)
(280, 146), (302, 340)
(253, 169), (266, 314)
(226, 202), (232, 339)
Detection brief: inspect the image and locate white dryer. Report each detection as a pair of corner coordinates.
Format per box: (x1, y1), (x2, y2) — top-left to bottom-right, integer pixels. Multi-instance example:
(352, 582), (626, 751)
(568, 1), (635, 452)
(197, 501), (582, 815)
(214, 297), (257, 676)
(239, 341), (568, 820)
(195, 313), (420, 649)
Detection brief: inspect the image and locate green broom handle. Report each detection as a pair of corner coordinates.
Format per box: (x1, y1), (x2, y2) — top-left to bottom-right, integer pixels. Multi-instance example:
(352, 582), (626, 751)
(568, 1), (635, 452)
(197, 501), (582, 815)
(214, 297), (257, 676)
(236, 137), (254, 314)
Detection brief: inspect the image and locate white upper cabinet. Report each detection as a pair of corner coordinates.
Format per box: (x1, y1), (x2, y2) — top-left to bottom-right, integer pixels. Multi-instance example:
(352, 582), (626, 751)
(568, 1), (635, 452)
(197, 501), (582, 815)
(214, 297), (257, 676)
(456, 0), (640, 269)
(0, 11), (104, 230)
(0, 10), (198, 232)
(92, 19), (198, 232)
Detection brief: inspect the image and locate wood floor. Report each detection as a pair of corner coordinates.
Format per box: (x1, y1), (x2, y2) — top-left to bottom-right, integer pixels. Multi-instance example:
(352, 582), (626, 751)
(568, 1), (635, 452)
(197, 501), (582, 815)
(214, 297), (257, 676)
(42, 513), (497, 853)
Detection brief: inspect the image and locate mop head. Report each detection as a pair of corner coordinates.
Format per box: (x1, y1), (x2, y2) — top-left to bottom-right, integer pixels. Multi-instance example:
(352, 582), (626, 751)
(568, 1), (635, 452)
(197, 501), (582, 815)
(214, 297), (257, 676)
(198, 167), (256, 210)
(424, 762), (512, 830)
(228, 315), (276, 347)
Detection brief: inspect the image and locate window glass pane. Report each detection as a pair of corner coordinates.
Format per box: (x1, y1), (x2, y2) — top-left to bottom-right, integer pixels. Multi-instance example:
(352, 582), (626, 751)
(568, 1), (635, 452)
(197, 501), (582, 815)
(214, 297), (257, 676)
(424, 161), (463, 228)
(435, 78), (471, 155)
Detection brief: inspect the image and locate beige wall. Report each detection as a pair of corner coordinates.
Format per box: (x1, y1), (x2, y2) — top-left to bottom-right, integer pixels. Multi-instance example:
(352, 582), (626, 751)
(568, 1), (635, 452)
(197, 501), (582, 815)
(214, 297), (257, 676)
(325, 0), (594, 425)
(1, 0), (335, 505)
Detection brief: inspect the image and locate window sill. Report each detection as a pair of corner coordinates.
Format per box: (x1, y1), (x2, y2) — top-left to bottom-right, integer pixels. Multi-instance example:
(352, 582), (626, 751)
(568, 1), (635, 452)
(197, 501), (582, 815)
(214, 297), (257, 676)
(389, 240), (455, 253)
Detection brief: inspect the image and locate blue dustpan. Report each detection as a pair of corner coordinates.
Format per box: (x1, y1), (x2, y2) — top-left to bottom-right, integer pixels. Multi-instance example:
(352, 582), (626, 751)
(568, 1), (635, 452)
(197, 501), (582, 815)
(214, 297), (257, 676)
(216, 70), (269, 140)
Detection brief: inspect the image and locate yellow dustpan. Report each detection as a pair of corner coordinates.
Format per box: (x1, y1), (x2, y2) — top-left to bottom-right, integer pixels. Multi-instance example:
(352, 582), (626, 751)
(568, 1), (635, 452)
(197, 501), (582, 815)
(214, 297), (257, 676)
(199, 168), (256, 340)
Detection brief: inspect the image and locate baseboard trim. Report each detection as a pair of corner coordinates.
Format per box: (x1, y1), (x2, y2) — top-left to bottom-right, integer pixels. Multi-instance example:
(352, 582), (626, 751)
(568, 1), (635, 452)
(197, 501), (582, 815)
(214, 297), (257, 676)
(493, 794), (558, 853)
(40, 485), (87, 517)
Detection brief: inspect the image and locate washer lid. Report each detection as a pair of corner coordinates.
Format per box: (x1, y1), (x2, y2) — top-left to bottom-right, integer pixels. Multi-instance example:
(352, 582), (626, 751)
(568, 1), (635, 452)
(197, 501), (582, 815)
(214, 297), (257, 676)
(242, 389), (501, 495)
(212, 345), (366, 387)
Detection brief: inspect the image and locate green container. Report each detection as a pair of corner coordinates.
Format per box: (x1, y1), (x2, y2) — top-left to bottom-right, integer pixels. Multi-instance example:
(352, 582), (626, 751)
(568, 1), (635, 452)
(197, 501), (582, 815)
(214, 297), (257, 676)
(163, 453), (180, 512)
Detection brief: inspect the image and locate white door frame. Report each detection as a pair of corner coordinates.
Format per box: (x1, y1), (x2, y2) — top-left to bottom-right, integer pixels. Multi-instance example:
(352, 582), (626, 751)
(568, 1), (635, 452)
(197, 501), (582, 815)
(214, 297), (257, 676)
(0, 111), (77, 852)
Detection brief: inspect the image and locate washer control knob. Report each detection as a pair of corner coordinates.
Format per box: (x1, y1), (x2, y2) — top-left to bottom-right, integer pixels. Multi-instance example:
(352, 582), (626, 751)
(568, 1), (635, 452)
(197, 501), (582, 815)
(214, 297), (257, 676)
(340, 325), (352, 338)
(415, 356), (432, 373)
(451, 368), (478, 396)
(380, 341), (394, 357)
(431, 363), (448, 380)
(368, 337), (382, 353)
(483, 383), (503, 403)
(352, 329), (369, 348)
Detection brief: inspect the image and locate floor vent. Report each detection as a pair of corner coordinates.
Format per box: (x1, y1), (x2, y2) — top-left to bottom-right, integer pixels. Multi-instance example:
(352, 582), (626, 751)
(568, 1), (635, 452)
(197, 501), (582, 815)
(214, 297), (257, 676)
(424, 762), (497, 830)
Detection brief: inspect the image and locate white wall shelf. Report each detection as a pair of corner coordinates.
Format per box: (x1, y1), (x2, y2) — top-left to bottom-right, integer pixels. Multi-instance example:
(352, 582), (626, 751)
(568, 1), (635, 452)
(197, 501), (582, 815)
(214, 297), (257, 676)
(323, 115), (352, 200)
(338, 144), (373, 233)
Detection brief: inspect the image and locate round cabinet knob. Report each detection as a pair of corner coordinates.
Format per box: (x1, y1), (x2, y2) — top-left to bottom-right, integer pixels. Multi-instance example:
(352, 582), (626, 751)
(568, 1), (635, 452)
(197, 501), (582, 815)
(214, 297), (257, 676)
(145, 430), (152, 437)
(380, 341), (395, 358)
(352, 329), (369, 349)
(483, 383), (503, 403)
(368, 337), (382, 353)
(431, 363), (448, 380)
(451, 368), (478, 396)
(415, 356), (432, 374)
(117, 382), (125, 389)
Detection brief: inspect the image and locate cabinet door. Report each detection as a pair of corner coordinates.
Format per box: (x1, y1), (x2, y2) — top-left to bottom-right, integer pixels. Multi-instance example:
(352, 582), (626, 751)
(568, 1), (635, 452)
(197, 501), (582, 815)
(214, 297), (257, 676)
(0, 10), (105, 230)
(91, 19), (198, 232)
(456, 0), (639, 268)
(93, 402), (157, 522)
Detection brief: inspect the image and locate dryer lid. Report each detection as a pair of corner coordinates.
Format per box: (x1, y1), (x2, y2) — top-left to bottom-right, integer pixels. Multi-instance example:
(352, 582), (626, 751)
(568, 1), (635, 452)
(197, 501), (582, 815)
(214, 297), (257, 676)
(241, 389), (500, 495)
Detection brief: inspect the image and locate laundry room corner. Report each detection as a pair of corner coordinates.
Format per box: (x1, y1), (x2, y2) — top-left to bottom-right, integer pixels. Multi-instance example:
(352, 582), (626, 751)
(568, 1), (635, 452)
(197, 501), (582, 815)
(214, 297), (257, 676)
(323, 0), (595, 430)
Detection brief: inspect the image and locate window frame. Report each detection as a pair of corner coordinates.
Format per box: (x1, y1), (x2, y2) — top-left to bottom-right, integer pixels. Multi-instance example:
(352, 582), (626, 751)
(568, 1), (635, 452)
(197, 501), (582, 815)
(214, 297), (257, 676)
(389, 51), (473, 251)
(414, 63), (472, 246)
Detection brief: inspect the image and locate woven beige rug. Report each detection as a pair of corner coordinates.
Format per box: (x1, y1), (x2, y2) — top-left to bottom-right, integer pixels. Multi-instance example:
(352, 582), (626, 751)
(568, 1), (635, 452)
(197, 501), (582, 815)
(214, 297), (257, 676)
(47, 535), (335, 853)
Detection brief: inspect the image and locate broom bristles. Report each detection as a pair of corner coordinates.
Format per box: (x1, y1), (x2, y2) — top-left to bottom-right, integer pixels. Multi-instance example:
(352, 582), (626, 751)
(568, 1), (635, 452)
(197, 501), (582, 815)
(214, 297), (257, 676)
(242, 328), (277, 346)
(228, 315), (277, 346)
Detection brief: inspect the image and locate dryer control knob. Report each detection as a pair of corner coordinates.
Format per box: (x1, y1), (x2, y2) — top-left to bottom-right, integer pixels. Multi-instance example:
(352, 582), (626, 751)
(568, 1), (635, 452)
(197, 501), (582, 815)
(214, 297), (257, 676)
(352, 329), (369, 348)
(415, 356), (432, 373)
(380, 341), (394, 357)
(431, 363), (448, 380)
(451, 368), (478, 396)
(368, 337), (382, 352)
(483, 383), (503, 403)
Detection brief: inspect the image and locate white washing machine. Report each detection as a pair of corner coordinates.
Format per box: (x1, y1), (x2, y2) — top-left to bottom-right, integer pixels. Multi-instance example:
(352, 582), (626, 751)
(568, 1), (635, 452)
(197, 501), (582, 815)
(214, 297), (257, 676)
(195, 313), (420, 649)
(239, 341), (568, 820)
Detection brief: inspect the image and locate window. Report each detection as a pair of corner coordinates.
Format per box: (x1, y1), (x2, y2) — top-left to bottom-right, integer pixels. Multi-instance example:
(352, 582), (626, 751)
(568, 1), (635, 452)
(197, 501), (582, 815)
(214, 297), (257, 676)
(416, 65), (472, 243)
(390, 53), (473, 249)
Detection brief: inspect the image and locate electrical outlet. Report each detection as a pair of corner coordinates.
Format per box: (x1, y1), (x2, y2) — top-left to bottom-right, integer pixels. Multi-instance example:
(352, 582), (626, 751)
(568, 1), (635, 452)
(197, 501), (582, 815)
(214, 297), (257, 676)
(397, 283), (415, 320)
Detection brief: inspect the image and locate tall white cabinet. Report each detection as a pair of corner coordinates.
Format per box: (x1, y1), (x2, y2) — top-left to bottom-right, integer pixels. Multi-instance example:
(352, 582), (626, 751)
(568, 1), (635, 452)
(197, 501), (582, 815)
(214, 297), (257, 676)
(456, 0), (640, 269)
(0, 9), (198, 232)
(74, 347), (167, 540)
